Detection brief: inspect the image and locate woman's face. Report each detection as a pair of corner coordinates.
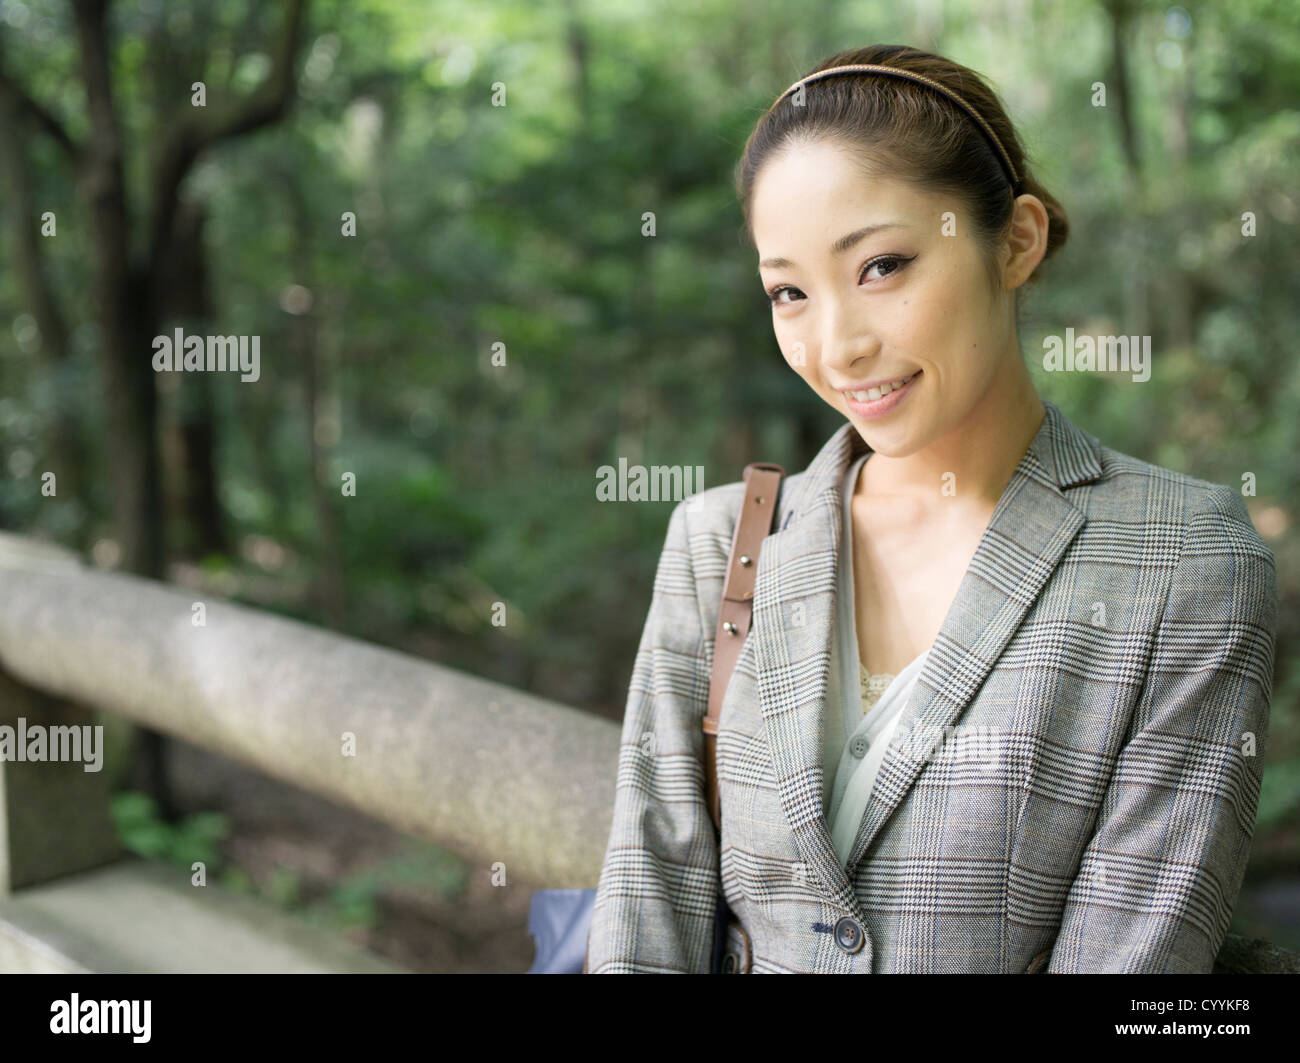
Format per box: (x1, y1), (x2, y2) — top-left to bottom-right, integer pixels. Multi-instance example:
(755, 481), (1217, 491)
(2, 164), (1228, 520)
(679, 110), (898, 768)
(751, 138), (1021, 459)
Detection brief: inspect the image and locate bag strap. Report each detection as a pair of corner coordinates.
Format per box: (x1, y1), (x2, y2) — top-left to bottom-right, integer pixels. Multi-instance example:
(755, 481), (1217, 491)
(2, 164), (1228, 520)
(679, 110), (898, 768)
(702, 462), (785, 832)
(584, 462), (786, 974)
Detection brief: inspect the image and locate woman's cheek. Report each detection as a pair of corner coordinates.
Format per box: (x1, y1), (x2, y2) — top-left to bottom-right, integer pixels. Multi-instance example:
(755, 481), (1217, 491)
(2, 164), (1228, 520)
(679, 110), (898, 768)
(777, 332), (809, 375)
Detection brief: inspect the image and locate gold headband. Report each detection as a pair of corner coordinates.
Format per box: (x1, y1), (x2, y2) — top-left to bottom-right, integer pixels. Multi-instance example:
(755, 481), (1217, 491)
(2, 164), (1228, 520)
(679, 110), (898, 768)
(769, 63), (1022, 193)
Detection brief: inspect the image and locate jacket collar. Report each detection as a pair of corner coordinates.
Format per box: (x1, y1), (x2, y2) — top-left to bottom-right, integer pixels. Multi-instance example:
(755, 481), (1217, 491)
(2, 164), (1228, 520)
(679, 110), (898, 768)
(748, 400), (1103, 915)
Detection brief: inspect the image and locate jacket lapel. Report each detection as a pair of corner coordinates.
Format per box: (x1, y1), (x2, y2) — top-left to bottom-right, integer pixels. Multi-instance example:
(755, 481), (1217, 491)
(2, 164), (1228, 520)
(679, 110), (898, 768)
(749, 400), (1103, 907)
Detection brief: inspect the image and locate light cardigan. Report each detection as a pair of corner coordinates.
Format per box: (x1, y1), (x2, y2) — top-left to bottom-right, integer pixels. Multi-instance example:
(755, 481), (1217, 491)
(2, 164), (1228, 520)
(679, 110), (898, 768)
(823, 451), (931, 867)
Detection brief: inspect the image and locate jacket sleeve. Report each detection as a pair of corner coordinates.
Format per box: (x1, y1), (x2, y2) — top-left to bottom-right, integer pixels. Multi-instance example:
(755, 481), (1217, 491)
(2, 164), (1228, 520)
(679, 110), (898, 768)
(1046, 484), (1279, 973)
(585, 497), (722, 973)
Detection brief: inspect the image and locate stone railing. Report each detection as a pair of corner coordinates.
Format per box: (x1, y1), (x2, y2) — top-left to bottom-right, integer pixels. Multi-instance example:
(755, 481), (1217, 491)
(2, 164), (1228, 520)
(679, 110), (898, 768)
(0, 530), (1294, 973)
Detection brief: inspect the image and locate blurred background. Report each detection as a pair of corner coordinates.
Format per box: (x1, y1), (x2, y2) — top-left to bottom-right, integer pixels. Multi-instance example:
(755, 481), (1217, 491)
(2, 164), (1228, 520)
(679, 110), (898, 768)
(0, 0), (1296, 972)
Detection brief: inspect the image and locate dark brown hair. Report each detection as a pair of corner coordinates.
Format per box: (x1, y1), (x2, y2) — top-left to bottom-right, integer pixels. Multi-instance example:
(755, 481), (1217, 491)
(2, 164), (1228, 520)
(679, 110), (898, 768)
(735, 44), (1069, 297)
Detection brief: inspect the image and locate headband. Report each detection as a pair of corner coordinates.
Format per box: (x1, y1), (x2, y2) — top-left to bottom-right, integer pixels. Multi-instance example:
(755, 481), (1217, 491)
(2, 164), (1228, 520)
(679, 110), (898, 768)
(769, 63), (1022, 195)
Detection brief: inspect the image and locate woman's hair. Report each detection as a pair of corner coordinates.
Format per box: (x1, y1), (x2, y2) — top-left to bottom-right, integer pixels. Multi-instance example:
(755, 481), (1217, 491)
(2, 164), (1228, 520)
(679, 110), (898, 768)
(735, 44), (1069, 298)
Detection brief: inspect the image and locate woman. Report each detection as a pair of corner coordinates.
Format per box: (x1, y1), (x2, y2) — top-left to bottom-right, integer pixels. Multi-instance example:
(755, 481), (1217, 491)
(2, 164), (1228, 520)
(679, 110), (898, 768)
(585, 44), (1278, 973)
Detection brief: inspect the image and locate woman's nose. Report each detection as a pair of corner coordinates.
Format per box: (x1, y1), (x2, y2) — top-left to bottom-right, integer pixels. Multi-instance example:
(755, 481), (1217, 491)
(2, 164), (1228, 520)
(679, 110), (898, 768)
(818, 304), (872, 370)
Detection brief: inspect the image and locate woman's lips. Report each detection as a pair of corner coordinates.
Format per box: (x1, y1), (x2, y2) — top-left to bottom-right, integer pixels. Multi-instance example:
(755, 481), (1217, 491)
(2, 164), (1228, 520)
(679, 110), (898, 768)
(841, 370), (921, 419)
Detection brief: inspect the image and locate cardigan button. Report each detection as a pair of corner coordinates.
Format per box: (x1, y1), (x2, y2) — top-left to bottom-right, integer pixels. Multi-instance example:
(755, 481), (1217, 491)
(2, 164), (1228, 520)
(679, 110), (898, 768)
(834, 915), (865, 954)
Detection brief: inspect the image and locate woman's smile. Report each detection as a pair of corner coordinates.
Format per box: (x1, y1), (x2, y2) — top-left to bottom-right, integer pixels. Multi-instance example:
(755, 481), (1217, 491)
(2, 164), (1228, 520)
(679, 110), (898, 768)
(840, 369), (922, 419)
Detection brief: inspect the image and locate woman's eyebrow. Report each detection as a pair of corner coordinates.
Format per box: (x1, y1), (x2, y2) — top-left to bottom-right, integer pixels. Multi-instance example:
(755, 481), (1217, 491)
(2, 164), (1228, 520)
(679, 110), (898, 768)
(758, 222), (905, 272)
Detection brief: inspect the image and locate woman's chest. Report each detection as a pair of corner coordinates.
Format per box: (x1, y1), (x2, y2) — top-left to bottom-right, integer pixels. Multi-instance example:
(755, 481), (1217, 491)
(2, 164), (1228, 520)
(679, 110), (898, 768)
(851, 505), (993, 677)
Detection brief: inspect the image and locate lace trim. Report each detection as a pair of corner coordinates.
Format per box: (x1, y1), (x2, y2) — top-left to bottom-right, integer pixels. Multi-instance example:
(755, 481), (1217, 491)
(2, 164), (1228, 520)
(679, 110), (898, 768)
(859, 661), (896, 714)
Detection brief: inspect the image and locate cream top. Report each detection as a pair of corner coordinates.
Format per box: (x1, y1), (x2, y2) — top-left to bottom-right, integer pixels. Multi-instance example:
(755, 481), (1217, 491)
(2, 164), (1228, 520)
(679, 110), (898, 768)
(822, 450), (932, 868)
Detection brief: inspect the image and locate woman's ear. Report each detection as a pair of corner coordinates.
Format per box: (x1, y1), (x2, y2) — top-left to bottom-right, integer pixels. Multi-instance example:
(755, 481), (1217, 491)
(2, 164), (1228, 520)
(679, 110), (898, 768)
(1002, 194), (1050, 290)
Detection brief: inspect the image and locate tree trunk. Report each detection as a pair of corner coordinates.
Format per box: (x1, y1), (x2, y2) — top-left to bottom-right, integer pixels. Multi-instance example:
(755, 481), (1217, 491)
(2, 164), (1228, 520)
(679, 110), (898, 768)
(74, 0), (167, 580)
(160, 200), (228, 560)
(1102, 0), (1150, 340)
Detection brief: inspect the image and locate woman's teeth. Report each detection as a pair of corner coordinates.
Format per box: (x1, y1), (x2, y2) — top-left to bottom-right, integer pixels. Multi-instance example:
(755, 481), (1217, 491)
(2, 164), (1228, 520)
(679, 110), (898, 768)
(847, 371), (919, 402)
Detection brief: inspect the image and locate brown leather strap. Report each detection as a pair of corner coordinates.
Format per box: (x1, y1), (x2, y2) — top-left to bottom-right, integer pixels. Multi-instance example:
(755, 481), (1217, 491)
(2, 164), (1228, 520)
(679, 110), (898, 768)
(703, 462), (784, 832)
(586, 464), (784, 974)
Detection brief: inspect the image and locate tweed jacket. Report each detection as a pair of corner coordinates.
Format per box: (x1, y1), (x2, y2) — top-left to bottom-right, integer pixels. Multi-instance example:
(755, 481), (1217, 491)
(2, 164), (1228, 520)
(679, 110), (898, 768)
(586, 399), (1278, 973)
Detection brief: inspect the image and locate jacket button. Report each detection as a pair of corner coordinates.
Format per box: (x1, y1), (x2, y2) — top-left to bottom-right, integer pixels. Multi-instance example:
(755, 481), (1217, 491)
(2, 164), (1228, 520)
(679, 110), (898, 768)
(834, 915), (864, 953)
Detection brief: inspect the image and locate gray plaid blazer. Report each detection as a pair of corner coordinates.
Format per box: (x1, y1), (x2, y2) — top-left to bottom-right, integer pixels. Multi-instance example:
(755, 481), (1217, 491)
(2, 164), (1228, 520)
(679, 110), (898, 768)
(586, 399), (1278, 973)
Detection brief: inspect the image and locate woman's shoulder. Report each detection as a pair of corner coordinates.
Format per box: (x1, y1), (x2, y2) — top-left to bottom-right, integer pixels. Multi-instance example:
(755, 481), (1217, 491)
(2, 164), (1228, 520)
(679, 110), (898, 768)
(1086, 439), (1275, 568)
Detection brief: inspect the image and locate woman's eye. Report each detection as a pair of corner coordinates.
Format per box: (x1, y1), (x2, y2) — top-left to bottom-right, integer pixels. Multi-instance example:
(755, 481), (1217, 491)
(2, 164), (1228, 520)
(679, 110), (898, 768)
(766, 254), (913, 306)
(767, 284), (803, 306)
(863, 254), (910, 281)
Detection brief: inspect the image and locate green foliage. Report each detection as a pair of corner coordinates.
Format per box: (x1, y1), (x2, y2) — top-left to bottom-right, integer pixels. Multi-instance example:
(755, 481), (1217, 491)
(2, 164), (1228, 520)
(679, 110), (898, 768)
(110, 792), (231, 871)
(1257, 654), (1300, 830)
(1258, 756), (1300, 831)
(299, 843), (468, 933)
(111, 788), (466, 935)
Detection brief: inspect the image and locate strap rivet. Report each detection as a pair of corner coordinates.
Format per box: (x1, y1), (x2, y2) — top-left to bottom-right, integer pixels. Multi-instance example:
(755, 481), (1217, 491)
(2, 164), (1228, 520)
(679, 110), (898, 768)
(722, 621), (738, 635)
(739, 554), (752, 567)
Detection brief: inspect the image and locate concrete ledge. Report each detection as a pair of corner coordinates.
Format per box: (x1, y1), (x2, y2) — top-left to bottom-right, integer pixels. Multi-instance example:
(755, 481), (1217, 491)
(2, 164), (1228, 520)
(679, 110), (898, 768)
(0, 859), (407, 973)
(0, 537), (619, 888)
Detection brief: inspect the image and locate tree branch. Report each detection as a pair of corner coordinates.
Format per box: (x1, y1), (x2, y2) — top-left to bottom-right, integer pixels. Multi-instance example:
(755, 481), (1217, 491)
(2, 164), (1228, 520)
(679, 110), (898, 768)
(205, 0), (309, 145)
(0, 31), (81, 160)
(146, 0), (309, 287)
(71, 0), (133, 277)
